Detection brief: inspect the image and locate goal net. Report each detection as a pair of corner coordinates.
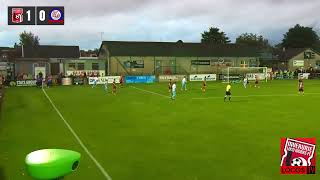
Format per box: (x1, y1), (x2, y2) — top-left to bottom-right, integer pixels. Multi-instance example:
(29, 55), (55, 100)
(221, 67), (268, 83)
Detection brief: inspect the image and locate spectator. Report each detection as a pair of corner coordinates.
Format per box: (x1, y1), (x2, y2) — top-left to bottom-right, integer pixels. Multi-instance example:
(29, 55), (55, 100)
(57, 73), (62, 85)
(36, 75), (41, 88)
(38, 71), (43, 80)
(47, 74), (52, 88)
(0, 75), (3, 89)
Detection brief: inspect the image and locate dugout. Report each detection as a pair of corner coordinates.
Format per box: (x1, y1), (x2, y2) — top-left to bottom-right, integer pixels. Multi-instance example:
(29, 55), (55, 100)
(64, 57), (106, 77)
(99, 41), (260, 76)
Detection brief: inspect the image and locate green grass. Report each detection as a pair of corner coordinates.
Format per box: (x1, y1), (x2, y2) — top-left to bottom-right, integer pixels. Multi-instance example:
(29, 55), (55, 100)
(1, 80), (320, 180)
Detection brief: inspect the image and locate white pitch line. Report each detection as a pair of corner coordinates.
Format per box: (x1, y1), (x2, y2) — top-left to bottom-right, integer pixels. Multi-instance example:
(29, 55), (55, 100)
(42, 88), (112, 180)
(192, 93), (320, 100)
(131, 86), (170, 98)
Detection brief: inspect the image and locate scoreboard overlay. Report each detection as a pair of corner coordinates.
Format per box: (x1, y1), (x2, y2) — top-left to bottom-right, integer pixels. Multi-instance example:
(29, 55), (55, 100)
(8, 6), (64, 25)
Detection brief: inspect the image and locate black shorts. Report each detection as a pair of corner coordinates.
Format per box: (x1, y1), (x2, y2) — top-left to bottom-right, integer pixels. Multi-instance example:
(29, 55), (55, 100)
(255, 81), (259, 84)
(299, 88), (304, 92)
(226, 91), (231, 96)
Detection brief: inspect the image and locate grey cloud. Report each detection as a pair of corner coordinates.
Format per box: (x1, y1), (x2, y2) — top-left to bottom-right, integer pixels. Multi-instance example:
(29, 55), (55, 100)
(62, 0), (159, 17)
(1, 0), (320, 49)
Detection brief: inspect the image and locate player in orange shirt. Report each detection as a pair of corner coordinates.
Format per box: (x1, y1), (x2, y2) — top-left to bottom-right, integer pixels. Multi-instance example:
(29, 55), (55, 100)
(254, 75), (260, 88)
(112, 79), (117, 95)
(201, 77), (207, 92)
(298, 78), (304, 95)
(119, 75), (124, 88)
(168, 79), (172, 93)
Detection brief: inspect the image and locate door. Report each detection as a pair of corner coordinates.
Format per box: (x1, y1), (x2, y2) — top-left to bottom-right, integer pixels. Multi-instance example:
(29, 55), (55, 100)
(155, 60), (162, 74)
(50, 63), (60, 75)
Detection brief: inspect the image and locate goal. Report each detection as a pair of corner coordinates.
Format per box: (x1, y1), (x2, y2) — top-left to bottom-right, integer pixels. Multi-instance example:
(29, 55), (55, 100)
(222, 67), (268, 83)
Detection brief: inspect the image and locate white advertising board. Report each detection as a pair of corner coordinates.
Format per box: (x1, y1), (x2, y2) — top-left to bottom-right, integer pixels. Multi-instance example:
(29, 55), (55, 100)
(88, 76), (121, 85)
(158, 75), (186, 82)
(246, 73), (266, 81)
(189, 74), (217, 81)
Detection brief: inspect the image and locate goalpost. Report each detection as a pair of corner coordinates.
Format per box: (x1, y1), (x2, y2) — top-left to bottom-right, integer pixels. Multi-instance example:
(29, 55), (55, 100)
(223, 67), (268, 83)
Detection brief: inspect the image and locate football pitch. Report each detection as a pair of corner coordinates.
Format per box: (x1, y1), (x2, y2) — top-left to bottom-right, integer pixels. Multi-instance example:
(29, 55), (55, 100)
(1, 80), (320, 180)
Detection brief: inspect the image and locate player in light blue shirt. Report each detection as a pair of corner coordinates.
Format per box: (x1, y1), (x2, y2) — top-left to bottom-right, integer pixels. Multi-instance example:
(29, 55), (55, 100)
(104, 80), (108, 93)
(92, 77), (98, 88)
(181, 76), (187, 91)
(243, 76), (248, 88)
(171, 82), (177, 100)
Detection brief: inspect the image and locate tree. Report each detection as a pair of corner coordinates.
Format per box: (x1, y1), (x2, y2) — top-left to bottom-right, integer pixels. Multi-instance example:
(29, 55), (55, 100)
(93, 48), (99, 55)
(274, 43), (283, 49)
(19, 31), (40, 47)
(236, 33), (270, 48)
(201, 27), (230, 45)
(281, 24), (319, 48)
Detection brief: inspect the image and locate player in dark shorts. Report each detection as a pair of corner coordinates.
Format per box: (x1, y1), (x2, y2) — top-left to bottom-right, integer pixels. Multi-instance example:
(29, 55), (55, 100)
(254, 75), (260, 88)
(298, 78), (304, 95)
(120, 75), (124, 88)
(168, 79), (172, 93)
(47, 75), (52, 88)
(112, 79), (117, 95)
(201, 77), (207, 92)
(224, 83), (231, 102)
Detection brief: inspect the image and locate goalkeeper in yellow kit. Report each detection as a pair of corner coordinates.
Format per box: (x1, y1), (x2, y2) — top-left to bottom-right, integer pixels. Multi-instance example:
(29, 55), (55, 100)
(224, 83), (232, 102)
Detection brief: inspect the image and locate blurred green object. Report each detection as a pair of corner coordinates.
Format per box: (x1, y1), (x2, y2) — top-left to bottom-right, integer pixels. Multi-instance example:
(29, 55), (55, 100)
(25, 149), (81, 180)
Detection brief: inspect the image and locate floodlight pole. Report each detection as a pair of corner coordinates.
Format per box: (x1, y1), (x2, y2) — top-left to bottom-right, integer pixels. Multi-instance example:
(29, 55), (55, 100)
(227, 67), (230, 83)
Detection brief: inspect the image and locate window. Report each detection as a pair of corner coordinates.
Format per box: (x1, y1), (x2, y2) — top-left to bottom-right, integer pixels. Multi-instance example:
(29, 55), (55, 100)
(304, 52), (315, 59)
(92, 63), (99, 70)
(249, 59), (257, 67)
(0, 53), (8, 62)
(77, 63), (84, 70)
(191, 60), (210, 65)
(68, 63), (76, 70)
(240, 60), (248, 67)
(124, 60), (144, 68)
(316, 61), (320, 68)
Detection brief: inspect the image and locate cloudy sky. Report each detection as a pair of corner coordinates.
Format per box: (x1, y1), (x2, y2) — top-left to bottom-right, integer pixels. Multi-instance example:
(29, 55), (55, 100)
(0, 0), (320, 50)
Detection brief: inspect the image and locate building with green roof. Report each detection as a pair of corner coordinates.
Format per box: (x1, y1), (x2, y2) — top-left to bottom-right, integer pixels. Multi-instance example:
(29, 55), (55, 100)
(99, 41), (260, 75)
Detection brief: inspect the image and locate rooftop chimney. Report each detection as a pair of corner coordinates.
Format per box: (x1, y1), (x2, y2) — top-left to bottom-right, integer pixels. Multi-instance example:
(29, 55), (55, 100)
(22, 45), (24, 58)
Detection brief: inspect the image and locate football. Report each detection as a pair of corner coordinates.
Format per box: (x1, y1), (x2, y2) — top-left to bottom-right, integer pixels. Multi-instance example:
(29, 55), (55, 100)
(291, 158), (303, 166)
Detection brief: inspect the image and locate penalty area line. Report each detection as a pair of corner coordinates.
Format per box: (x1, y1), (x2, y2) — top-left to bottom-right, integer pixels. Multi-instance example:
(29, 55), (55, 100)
(192, 93), (320, 100)
(42, 88), (112, 180)
(130, 86), (170, 98)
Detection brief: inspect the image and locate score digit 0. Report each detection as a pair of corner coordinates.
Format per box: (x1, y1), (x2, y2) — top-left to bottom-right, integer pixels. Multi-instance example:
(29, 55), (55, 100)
(39, 10), (46, 22)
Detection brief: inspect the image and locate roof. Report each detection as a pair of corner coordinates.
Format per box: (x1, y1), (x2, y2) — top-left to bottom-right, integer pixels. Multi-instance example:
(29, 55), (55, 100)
(0, 47), (14, 52)
(273, 48), (317, 61)
(0, 47), (12, 50)
(79, 57), (99, 60)
(100, 41), (259, 57)
(16, 45), (80, 58)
